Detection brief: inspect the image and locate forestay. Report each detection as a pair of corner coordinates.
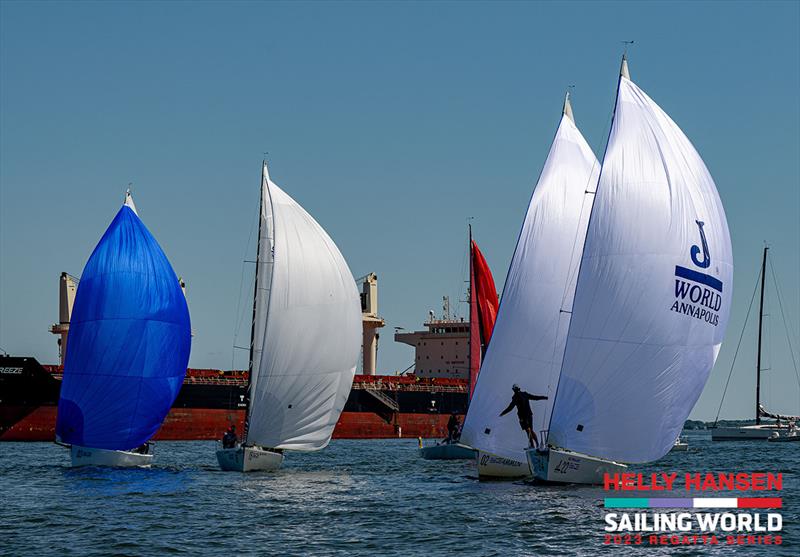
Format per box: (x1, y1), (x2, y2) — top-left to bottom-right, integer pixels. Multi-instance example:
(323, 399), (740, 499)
(56, 194), (191, 450)
(461, 106), (599, 463)
(548, 74), (733, 463)
(246, 166), (361, 451)
(247, 163), (275, 406)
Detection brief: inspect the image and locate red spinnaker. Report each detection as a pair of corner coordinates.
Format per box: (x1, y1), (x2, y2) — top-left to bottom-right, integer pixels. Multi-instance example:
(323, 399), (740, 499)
(469, 239), (498, 398)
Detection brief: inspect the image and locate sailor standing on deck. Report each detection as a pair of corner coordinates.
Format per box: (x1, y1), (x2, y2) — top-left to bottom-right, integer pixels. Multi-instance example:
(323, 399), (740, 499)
(500, 384), (548, 448)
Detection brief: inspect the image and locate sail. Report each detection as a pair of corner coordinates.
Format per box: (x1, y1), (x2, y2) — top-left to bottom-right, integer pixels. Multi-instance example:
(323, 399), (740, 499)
(245, 163), (275, 432)
(55, 195), (191, 450)
(472, 240), (499, 352)
(468, 239), (498, 397)
(461, 107), (600, 462)
(469, 243), (481, 398)
(548, 69), (733, 463)
(246, 171), (361, 451)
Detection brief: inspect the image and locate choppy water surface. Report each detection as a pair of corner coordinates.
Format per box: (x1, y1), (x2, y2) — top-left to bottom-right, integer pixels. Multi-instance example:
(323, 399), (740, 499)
(1, 431), (797, 556)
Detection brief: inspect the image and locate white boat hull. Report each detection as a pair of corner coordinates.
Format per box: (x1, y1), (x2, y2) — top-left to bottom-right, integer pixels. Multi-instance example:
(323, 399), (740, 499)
(767, 432), (800, 443)
(70, 445), (153, 468)
(476, 450), (530, 479)
(711, 424), (778, 441)
(527, 447), (626, 485)
(216, 446), (284, 472)
(671, 442), (689, 452)
(419, 442), (475, 460)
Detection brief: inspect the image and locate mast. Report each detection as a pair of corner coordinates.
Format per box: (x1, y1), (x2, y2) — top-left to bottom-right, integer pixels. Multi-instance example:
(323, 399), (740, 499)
(756, 246), (768, 424)
(468, 223), (475, 400)
(243, 162), (266, 443)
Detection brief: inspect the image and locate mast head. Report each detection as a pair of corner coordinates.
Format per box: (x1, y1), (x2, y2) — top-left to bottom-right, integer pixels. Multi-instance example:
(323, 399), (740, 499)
(123, 187), (138, 215)
(620, 54), (631, 80)
(562, 90), (575, 123)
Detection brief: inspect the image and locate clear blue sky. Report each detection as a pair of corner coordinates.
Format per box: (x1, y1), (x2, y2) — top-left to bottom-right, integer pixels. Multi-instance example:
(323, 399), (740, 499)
(1, 1), (798, 420)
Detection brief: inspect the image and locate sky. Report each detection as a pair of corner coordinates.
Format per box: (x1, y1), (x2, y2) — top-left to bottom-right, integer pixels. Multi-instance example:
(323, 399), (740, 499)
(1, 1), (798, 421)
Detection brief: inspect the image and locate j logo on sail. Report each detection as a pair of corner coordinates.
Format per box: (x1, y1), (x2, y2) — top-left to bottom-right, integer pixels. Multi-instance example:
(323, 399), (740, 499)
(690, 220), (711, 269)
(672, 219), (722, 326)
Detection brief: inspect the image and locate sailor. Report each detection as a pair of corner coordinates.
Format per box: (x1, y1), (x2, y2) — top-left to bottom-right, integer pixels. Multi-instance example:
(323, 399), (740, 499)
(222, 425), (238, 449)
(133, 442), (150, 455)
(446, 413), (461, 443)
(499, 384), (548, 448)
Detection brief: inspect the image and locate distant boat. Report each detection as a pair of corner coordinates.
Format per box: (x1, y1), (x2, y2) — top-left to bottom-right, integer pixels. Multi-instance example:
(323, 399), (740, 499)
(216, 162), (361, 472)
(527, 55), (733, 484)
(670, 438), (689, 452)
(418, 437), (475, 460)
(461, 91), (600, 479)
(713, 247), (798, 441)
(55, 192), (191, 467)
(419, 227), (497, 461)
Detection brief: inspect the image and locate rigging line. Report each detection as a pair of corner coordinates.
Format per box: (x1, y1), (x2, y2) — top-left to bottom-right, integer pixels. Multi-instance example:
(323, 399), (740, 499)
(556, 84), (616, 313)
(538, 85), (615, 428)
(713, 265), (762, 425)
(231, 196), (260, 369)
(768, 256), (800, 395)
(546, 70), (625, 432)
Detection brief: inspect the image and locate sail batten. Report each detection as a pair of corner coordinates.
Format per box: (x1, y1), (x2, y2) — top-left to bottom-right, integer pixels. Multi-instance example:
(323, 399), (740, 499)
(547, 72), (733, 463)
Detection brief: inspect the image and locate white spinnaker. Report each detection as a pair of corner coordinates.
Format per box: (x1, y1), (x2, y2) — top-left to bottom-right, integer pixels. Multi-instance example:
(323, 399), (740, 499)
(461, 112), (600, 463)
(548, 76), (733, 463)
(246, 163), (274, 426)
(246, 169), (361, 451)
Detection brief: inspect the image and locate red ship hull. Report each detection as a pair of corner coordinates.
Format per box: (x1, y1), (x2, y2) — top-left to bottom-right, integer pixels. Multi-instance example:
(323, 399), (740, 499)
(1, 356), (466, 442)
(0, 406), (455, 441)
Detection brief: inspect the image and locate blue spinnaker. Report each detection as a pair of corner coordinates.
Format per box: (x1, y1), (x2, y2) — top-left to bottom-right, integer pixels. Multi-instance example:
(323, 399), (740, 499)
(56, 200), (191, 450)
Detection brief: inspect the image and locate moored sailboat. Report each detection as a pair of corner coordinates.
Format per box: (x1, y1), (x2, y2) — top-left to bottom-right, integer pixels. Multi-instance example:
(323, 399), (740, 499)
(529, 56), (733, 483)
(712, 247), (799, 441)
(216, 161), (361, 472)
(461, 91), (601, 479)
(56, 192), (191, 467)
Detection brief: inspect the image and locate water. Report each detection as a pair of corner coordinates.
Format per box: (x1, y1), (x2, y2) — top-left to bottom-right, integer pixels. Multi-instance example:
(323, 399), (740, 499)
(0, 431), (796, 556)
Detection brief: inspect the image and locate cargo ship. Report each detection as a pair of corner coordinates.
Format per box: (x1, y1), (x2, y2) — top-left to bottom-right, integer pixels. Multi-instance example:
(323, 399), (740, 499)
(1, 273), (474, 441)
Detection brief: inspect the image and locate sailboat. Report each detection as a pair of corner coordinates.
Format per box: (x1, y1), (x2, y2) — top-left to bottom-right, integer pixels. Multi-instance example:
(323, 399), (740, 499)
(55, 192), (191, 467)
(527, 56), (733, 484)
(461, 91), (601, 479)
(419, 228), (498, 460)
(712, 247), (799, 441)
(216, 161), (361, 472)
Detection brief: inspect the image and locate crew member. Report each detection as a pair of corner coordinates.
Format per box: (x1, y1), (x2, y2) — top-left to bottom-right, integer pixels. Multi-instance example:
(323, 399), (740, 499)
(499, 384), (548, 448)
(222, 425), (238, 449)
(446, 413), (461, 443)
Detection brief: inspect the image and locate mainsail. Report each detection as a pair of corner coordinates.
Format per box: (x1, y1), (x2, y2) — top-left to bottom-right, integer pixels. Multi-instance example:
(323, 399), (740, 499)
(245, 162), (275, 436)
(461, 94), (599, 462)
(245, 163), (361, 451)
(547, 58), (733, 463)
(55, 193), (191, 450)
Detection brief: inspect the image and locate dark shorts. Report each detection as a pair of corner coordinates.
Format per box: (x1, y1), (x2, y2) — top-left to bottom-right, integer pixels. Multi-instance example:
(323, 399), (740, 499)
(518, 415), (533, 431)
